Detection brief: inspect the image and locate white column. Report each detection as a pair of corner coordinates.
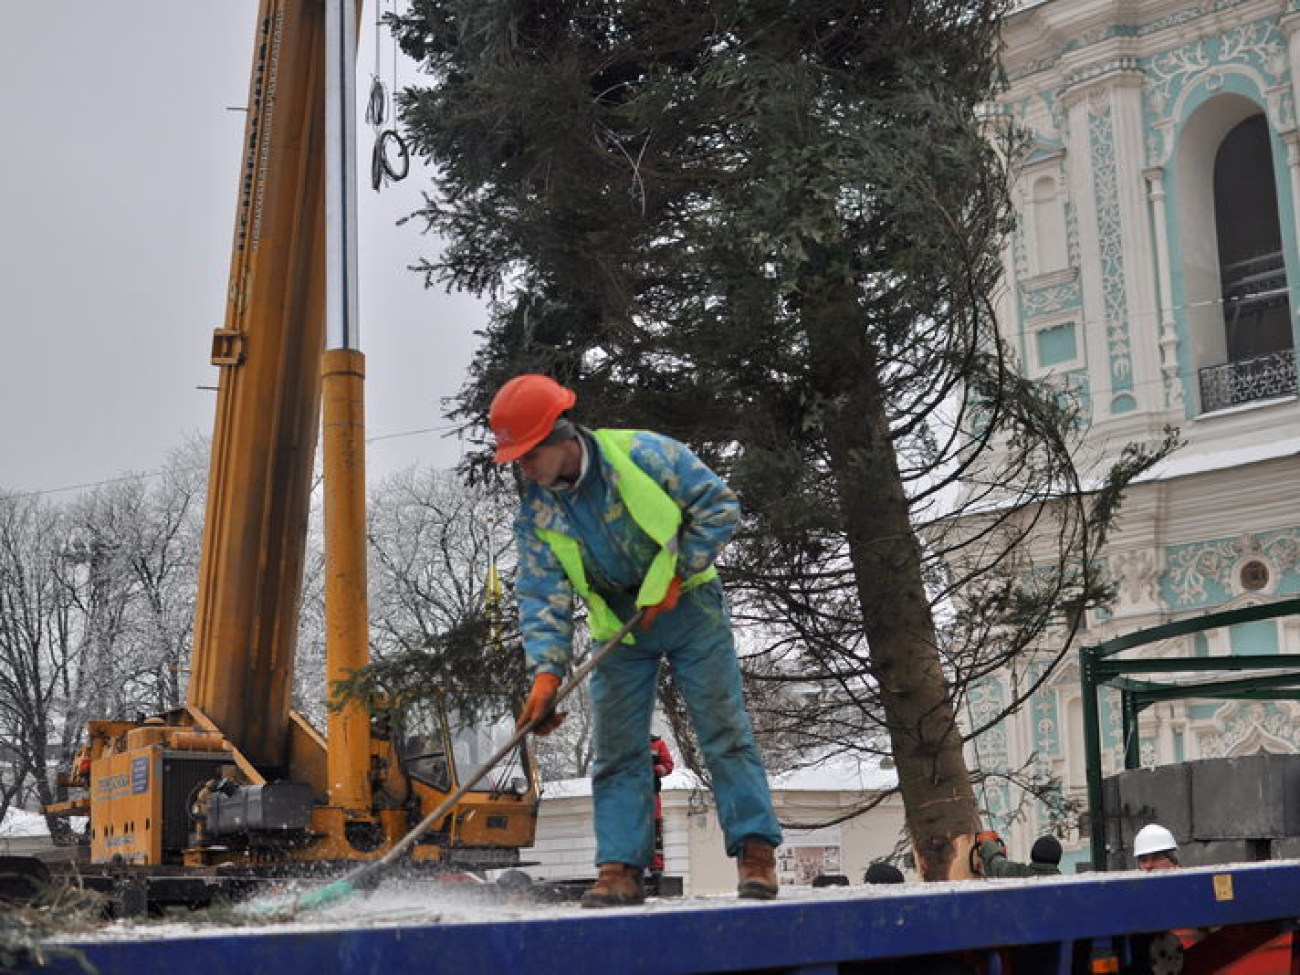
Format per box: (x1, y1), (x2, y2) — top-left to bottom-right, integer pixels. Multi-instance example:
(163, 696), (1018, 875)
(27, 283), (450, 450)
(1280, 12), (1300, 123)
(1279, 14), (1300, 331)
(1062, 84), (1109, 419)
(1144, 167), (1183, 409)
(1109, 69), (1161, 414)
(1282, 131), (1300, 269)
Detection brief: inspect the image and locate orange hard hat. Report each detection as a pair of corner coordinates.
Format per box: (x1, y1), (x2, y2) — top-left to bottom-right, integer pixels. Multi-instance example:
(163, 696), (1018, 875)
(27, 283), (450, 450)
(489, 374), (577, 463)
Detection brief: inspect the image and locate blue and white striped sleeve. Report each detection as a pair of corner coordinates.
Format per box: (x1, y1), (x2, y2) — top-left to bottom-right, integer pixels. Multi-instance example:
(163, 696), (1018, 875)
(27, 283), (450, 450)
(630, 432), (739, 576)
(514, 498), (575, 677)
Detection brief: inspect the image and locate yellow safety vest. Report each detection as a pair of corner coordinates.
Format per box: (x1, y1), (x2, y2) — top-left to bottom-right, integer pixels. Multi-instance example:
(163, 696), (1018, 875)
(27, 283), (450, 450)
(534, 429), (717, 642)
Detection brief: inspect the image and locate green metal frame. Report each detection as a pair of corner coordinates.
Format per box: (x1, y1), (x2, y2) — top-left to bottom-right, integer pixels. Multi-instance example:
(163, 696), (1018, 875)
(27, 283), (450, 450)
(1081, 596), (1300, 870)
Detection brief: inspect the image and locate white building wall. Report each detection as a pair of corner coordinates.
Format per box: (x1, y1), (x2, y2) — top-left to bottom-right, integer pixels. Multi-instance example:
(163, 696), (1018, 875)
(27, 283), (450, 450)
(520, 781), (907, 895)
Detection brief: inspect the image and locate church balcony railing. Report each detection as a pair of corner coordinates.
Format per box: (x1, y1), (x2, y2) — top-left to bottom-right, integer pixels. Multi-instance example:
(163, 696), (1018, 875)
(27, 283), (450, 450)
(1198, 347), (1297, 413)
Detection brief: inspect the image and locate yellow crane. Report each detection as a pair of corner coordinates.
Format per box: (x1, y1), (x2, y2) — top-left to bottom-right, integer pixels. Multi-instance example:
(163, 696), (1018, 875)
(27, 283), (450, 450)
(45, 0), (538, 904)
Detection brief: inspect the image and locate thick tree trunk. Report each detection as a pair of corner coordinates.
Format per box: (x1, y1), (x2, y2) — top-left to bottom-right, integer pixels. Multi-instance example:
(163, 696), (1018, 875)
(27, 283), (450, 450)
(806, 271), (981, 881)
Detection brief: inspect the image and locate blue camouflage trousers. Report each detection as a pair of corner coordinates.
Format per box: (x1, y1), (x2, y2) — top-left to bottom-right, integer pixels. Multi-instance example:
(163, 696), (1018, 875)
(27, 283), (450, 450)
(589, 578), (782, 867)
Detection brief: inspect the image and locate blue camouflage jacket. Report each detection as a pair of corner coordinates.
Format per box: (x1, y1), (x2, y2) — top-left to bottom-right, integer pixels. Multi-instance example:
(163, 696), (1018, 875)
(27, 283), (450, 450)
(514, 428), (740, 676)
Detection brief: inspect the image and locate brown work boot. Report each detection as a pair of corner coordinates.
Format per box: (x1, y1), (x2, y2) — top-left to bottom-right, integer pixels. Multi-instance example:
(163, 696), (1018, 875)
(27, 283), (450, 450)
(737, 838), (779, 900)
(580, 863), (646, 909)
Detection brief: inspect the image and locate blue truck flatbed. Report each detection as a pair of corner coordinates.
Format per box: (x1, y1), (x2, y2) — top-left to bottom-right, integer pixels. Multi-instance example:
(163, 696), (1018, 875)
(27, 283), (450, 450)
(14, 860), (1300, 974)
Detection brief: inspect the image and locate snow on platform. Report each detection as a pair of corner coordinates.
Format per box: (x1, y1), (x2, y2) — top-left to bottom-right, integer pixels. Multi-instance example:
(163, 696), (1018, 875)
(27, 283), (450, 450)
(14, 861), (1300, 975)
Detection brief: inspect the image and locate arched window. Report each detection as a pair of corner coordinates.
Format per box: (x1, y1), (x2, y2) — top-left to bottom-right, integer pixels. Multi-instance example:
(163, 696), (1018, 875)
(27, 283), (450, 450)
(1213, 115), (1291, 362)
(1180, 101), (1299, 414)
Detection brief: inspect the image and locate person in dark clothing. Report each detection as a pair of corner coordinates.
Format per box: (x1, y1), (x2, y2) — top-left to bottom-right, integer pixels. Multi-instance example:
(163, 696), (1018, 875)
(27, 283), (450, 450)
(978, 833), (1062, 878)
(864, 861), (905, 884)
(811, 873), (851, 887)
(1030, 835), (1063, 871)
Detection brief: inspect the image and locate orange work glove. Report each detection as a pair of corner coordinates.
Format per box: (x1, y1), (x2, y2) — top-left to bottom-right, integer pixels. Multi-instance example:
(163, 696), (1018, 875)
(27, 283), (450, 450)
(517, 672), (566, 735)
(640, 574), (683, 629)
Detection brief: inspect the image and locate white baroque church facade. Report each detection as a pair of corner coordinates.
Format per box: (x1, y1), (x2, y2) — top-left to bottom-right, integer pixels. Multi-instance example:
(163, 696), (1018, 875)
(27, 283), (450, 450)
(975, 0), (1300, 871)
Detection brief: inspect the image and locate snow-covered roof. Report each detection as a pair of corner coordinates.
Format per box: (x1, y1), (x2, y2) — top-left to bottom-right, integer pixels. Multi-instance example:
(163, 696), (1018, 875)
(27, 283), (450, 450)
(1, 806), (50, 837)
(1138, 435), (1300, 483)
(538, 768), (702, 800)
(769, 752), (897, 793)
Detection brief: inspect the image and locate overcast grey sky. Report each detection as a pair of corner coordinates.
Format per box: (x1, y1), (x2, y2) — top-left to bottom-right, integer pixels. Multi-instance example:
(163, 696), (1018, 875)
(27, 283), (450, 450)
(0, 2), (486, 497)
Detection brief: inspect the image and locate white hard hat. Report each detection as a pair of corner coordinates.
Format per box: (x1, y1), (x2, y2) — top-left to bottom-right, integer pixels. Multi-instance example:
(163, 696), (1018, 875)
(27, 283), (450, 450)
(1133, 823), (1178, 857)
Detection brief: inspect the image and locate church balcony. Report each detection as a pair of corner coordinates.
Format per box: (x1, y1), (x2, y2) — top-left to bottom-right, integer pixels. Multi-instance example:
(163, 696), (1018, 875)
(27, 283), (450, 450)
(1198, 347), (1297, 413)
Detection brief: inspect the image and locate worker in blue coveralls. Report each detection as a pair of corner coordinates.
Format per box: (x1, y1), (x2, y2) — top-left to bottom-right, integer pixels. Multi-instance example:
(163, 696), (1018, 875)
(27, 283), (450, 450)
(489, 374), (782, 908)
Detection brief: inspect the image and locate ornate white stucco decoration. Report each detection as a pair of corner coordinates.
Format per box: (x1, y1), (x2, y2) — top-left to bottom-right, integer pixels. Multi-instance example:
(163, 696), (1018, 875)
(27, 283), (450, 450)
(1085, 89), (1134, 405)
(1196, 701), (1300, 757)
(1165, 530), (1300, 606)
(1143, 19), (1291, 167)
(1108, 548), (1163, 615)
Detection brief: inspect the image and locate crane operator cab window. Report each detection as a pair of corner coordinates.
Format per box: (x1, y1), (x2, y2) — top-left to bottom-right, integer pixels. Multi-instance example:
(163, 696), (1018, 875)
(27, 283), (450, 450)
(449, 705), (530, 796)
(396, 702), (452, 792)
(396, 698), (530, 796)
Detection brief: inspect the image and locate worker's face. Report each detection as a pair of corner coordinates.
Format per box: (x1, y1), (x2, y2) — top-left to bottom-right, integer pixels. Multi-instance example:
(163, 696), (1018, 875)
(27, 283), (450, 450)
(1137, 852), (1177, 872)
(518, 440), (577, 488)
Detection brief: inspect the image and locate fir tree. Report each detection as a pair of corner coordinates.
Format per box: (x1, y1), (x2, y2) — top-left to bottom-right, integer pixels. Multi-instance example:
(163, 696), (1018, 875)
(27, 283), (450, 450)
(391, 0), (1174, 877)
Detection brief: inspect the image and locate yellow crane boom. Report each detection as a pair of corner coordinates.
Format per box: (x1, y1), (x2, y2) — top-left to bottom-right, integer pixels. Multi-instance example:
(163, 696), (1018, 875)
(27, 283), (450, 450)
(45, 0), (539, 893)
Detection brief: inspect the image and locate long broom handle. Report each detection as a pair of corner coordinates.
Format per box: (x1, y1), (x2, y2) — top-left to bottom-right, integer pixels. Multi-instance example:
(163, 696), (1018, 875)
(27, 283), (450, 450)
(367, 608), (646, 872)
